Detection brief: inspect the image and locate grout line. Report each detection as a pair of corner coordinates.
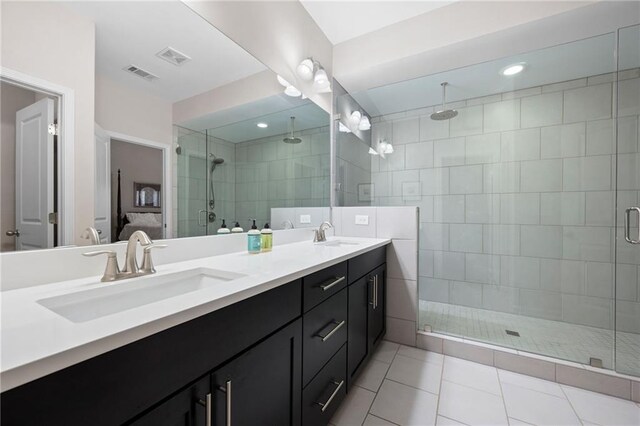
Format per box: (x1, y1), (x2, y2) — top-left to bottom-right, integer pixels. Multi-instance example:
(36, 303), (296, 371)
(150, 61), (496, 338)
(433, 351), (447, 421)
(558, 382), (586, 424)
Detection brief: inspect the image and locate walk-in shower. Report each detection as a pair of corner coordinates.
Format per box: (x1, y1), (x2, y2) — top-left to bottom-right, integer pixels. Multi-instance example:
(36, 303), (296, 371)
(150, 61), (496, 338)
(345, 26), (640, 378)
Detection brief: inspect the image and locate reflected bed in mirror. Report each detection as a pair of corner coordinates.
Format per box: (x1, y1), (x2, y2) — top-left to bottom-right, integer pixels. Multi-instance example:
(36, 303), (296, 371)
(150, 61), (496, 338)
(0, 1), (330, 251)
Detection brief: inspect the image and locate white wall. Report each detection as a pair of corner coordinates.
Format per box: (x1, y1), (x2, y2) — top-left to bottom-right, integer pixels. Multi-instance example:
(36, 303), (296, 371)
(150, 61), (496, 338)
(183, 1), (333, 113)
(110, 140), (164, 239)
(1, 1), (96, 244)
(0, 83), (36, 252)
(95, 74), (173, 146)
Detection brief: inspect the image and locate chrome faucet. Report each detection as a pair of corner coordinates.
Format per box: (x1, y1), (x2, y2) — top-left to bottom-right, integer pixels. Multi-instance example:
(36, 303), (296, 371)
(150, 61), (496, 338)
(81, 226), (101, 245)
(122, 230), (153, 274)
(314, 221), (333, 243)
(83, 230), (166, 282)
(282, 220), (294, 229)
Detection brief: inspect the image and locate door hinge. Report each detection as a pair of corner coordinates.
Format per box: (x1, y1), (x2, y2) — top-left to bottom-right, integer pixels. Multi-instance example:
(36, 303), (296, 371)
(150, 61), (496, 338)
(48, 123), (58, 136)
(48, 212), (58, 224)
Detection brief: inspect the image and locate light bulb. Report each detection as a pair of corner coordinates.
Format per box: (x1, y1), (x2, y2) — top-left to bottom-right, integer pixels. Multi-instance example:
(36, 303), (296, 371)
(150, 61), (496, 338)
(349, 111), (362, 127)
(257, 123), (268, 128)
(276, 75), (290, 87)
(384, 143), (394, 154)
(296, 58), (314, 81)
(358, 116), (371, 131)
(501, 63), (526, 76)
(284, 85), (301, 97)
(368, 147), (379, 156)
(313, 68), (330, 91)
(339, 122), (352, 133)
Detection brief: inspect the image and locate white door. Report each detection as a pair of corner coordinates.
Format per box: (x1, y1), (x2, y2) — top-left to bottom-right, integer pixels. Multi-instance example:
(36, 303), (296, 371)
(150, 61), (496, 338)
(15, 98), (54, 250)
(94, 124), (111, 243)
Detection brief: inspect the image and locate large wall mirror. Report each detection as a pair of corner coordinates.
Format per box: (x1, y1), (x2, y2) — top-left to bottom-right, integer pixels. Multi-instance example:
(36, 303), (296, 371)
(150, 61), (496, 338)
(1, 1), (330, 251)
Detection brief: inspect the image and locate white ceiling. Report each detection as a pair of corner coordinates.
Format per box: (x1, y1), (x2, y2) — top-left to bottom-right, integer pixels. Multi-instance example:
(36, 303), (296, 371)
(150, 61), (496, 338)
(300, 1), (454, 44)
(352, 31), (627, 117)
(66, 1), (266, 102)
(180, 94), (329, 143)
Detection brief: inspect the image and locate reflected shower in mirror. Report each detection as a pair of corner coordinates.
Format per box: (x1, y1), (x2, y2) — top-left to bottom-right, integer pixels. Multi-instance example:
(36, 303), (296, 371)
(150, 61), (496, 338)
(0, 1), (330, 250)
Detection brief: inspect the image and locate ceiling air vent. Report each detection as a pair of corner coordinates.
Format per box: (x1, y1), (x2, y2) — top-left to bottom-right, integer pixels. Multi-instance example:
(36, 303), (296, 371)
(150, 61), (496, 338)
(123, 65), (158, 82)
(156, 47), (191, 66)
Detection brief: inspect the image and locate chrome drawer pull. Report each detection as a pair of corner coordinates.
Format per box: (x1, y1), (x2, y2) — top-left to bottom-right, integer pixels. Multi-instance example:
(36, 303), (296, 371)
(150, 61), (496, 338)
(317, 380), (344, 412)
(319, 276), (345, 291)
(316, 320), (346, 342)
(196, 393), (212, 426)
(217, 380), (232, 426)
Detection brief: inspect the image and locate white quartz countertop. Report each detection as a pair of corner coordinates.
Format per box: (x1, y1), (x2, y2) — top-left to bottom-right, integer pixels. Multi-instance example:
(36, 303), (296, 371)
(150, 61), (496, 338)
(0, 236), (390, 392)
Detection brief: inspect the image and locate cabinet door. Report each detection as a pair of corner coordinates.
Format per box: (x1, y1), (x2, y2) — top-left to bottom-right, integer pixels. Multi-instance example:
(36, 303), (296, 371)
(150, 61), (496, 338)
(129, 376), (209, 426)
(368, 265), (386, 348)
(347, 275), (369, 385)
(211, 319), (302, 426)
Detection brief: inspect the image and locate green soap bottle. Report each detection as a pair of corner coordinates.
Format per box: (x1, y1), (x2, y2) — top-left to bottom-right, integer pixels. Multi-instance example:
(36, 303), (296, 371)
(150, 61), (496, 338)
(261, 223), (272, 252)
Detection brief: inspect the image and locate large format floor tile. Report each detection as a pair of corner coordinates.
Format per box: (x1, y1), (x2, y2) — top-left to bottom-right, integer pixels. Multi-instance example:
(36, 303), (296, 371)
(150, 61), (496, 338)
(373, 341), (401, 364)
(363, 414), (397, 426)
(501, 382), (580, 425)
(356, 359), (392, 392)
(443, 356), (502, 395)
(438, 381), (508, 425)
(370, 379), (439, 426)
(562, 385), (640, 425)
(386, 354), (442, 394)
(498, 369), (565, 398)
(397, 345), (444, 365)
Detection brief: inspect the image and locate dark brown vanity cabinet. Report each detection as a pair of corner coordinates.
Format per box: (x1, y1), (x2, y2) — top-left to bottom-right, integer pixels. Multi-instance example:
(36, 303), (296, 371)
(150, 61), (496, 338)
(1, 245), (388, 426)
(130, 319), (302, 426)
(347, 247), (387, 387)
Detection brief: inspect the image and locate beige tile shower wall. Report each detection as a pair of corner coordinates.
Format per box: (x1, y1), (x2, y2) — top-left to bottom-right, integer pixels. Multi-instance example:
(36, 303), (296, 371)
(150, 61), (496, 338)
(234, 126), (330, 228)
(371, 70), (640, 333)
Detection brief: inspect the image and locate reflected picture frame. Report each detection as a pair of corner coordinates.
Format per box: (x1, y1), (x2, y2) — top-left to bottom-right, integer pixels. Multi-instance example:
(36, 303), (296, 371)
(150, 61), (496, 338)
(134, 182), (161, 208)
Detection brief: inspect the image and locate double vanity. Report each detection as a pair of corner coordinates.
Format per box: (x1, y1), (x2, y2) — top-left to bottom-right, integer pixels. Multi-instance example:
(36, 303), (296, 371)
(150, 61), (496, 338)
(0, 234), (390, 426)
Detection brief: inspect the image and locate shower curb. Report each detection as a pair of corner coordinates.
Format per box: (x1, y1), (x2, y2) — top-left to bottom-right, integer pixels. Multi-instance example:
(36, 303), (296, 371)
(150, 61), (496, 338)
(417, 330), (640, 403)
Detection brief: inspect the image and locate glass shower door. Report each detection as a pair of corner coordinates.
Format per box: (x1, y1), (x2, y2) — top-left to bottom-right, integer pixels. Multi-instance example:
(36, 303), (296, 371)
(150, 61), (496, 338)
(176, 126), (209, 238)
(615, 24), (640, 377)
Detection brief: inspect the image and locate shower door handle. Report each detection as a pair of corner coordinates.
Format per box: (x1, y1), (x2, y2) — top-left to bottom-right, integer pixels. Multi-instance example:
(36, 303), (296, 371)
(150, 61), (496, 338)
(198, 209), (207, 227)
(624, 207), (640, 244)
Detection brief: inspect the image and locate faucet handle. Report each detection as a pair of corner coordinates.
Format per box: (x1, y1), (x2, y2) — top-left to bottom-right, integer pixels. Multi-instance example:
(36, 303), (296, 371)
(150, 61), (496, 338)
(141, 244), (167, 274)
(83, 250), (121, 282)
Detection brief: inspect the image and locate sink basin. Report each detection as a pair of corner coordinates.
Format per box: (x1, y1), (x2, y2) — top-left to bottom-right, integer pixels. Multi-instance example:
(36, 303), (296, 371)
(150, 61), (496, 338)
(320, 240), (360, 247)
(37, 268), (246, 323)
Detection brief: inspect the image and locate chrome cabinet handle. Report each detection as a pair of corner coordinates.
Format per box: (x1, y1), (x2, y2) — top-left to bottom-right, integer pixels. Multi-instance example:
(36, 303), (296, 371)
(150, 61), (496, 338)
(316, 320), (346, 342)
(374, 275), (378, 310)
(319, 276), (345, 291)
(197, 393), (212, 426)
(5, 229), (20, 237)
(217, 380), (231, 426)
(317, 380), (344, 412)
(625, 207), (640, 244)
(198, 209), (208, 227)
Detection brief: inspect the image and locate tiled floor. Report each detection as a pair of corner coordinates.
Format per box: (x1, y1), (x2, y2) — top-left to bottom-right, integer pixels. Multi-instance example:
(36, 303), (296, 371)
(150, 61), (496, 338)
(419, 301), (640, 375)
(330, 341), (640, 426)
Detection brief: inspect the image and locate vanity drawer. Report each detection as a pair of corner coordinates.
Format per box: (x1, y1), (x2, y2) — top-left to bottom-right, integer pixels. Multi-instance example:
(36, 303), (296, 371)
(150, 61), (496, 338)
(348, 246), (386, 284)
(303, 261), (348, 312)
(303, 288), (348, 386)
(302, 344), (347, 426)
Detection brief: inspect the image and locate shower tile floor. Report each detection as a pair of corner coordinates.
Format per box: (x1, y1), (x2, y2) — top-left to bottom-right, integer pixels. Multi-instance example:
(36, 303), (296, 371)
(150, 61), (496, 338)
(419, 301), (640, 375)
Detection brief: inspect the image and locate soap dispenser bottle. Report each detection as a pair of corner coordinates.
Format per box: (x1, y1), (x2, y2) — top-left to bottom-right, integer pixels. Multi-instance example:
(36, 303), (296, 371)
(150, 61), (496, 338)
(247, 219), (261, 254)
(231, 221), (244, 233)
(261, 223), (272, 252)
(217, 219), (230, 234)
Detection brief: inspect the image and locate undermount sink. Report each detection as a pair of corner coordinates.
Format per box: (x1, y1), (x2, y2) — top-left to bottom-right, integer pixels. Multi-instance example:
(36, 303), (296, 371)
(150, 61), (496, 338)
(37, 268), (246, 323)
(319, 240), (360, 247)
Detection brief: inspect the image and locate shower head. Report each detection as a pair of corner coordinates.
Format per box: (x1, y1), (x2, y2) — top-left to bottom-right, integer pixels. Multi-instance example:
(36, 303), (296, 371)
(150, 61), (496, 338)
(283, 116), (302, 144)
(430, 82), (458, 121)
(209, 153), (225, 172)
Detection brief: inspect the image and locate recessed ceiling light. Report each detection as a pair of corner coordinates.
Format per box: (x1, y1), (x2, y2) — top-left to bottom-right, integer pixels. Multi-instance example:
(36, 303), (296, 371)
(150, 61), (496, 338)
(501, 63), (526, 76)
(257, 123), (268, 128)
